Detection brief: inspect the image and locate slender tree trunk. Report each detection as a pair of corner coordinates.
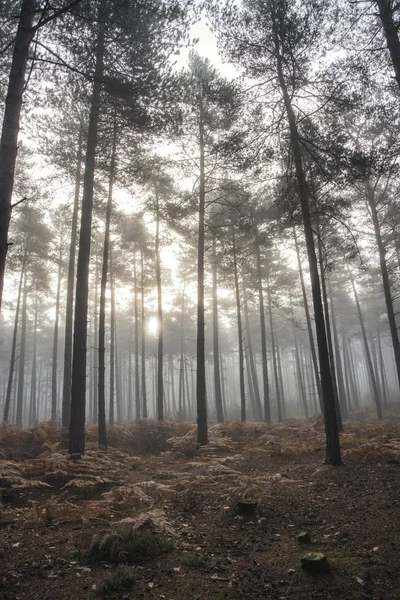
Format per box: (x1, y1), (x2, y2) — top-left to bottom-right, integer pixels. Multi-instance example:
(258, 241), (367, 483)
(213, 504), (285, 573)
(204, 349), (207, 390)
(328, 277), (348, 420)
(243, 284), (263, 421)
(97, 117), (117, 447)
(348, 267), (383, 419)
(109, 251), (116, 424)
(293, 226), (323, 412)
(232, 230), (246, 422)
(294, 330), (308, 418)
(376, 0), (400, 91)
(196, 97), (208, 444)
(29, 287), (38, 425)
(266, 267), (282, 422)
(346, 337), (361, 410)
(256, 243), (271, 422)
(377, 324), (389, 407)
(114, 316), (122, 422)
(211, 236), (224, 423)
(276, 341), (286, 420)
(62, 131), (82, 436)
(16, 272), (28, 427)
(3, 240), (28, 423)
(93, 257), (99, 424)
(155, 187), (164, 421)
(366, 181), (400, 392)
(69, 0), (108, 455)
(133, 248), (140, 419)
(0, 0), (35, 312)
(52, 243), (63, 421)
(178, 283), (186, 419)
(141, 250), (147, 418)
(275, 29), (341, 464)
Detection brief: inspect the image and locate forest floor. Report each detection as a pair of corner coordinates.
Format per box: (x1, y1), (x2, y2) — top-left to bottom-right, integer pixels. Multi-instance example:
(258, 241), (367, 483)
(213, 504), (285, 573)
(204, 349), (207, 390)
(1, 410), (400, 600)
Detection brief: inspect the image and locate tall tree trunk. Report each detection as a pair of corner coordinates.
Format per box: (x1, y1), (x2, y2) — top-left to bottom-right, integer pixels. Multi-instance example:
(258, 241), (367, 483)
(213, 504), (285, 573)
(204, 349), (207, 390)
(97, 116), (116, 447)
(293, 329), (308, 418)
(109, 251), (116, 424)
(141, 250), (147, 418)
(348, 267), (383, 419)
(232, 230), (246, 422)
(196, 96), (208, 444)
(29, 286), (38, 425)
(276, 341), (287, 420)
(62, 131), (82, 437)
(52, 242), (63, 421)
(211, 236), (224, 423)
(346, 337), (361, 410)
(327, 277), (348, 420)
(376, 0), (400, 91)
(243, 284), (263, 421)
(366, 180), (400, 392)
(3, 240), (28, 423)
(114, 316), (122, 422)
(155, 186), (164, 421)
(256, 243), (271, 422)
(0, 0), (35, 312)
(377, 323), (389, 407)
(266, 266), (282, 422)
(16, 272), (28, 427)
(274, 27), (341, 464)
(69, 0), (108, 455)
(178, 282), (186, 419)
(92, 257), (99, 424)
(317, 235), (343, 430)
(293, 226), (323, 412)
(133, 248), (140, 419)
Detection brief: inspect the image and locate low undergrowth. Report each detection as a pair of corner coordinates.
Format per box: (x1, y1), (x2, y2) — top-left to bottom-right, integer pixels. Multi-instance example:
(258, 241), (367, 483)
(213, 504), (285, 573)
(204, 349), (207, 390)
(88, 528), (174, 564)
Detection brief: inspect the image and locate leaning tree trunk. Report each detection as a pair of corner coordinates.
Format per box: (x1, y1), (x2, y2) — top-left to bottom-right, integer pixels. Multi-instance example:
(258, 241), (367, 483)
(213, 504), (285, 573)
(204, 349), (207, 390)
(232, 230), (246, 422)
(51, 242), (63, 421)
(376, 0), (400, 91)
(211, 235), (224, 423)
(3, 239), (28, 423)
(155, 185), (164, 421)
(256, 242), (271, 422)
(97, 116), (116, 448)
(69, 0), (108, 455)
(16, 272), (28, 427)
(366, 180), (400, 393)
(348, 267), (383, 420)
(293, 225), (323, 412)
(274, 27), (341, 464)
(0, 0), (35, 313)
(377, 323), (389, 407)
(62, 131), (82, 438)
(328, 277), (348, 420)
(196, 96), (208, 444)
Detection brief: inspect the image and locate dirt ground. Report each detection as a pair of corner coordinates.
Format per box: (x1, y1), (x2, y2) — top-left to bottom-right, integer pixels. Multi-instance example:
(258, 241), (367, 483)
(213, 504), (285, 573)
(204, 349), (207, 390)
(1, 413), (400, 600)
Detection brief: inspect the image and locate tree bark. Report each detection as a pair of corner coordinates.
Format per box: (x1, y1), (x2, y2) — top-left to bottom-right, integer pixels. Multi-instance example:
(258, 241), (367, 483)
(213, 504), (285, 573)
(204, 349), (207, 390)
(29, 287), (38, 425)
(376, 0), (400, 91)
(69, 0), (107, 455)
(196, 95), (208, 444)
(243, 284), (263, 421)
(109, 250), (116, 424)
(274, 26), (341, 464)
(0, 0), (35, 313)
(327, 277), (348, 420)
(62, 131), (82, 436)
